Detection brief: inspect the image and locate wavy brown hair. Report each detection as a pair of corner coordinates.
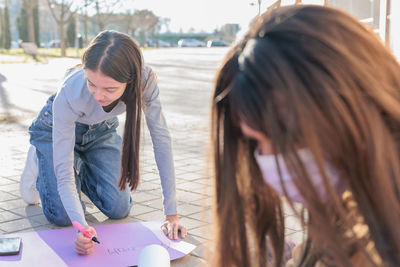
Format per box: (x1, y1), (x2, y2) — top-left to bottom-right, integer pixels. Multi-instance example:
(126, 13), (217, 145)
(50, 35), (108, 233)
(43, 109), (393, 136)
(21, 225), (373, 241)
(211, 5), (400, 267)
(82, 30), (143, 191)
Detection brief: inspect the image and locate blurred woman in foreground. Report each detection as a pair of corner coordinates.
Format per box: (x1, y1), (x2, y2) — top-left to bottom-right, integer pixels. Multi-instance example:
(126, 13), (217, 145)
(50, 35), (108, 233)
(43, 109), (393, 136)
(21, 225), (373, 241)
(211, 5), (400, 266)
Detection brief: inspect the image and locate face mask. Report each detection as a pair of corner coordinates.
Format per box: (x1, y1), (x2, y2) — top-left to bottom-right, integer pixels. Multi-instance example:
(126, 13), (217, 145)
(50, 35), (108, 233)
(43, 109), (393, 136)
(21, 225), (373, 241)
(254, 148), (344, 204)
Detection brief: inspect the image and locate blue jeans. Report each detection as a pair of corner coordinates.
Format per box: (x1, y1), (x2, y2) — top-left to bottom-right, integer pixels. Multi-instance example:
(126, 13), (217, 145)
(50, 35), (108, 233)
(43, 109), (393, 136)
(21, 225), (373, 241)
(29, 94), (132, 226)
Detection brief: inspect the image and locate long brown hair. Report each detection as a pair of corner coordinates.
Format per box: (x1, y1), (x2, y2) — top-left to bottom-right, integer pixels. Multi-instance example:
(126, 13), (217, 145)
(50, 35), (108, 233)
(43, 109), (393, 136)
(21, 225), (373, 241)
(211, 5), (400, 267)
(82, 30), (143, 191)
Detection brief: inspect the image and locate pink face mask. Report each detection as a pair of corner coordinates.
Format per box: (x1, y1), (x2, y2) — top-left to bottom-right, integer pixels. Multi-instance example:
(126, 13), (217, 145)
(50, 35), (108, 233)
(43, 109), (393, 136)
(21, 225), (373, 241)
(254, 149), (345, 204)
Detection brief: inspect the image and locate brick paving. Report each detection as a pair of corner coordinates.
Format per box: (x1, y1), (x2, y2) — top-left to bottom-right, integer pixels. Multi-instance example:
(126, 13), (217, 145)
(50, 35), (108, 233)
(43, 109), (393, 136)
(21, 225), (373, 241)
(0, 49), (304, 266)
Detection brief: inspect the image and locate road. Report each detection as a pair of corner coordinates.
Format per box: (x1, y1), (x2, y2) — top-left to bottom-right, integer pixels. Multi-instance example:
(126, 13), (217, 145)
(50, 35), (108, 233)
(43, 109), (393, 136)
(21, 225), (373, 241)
(0, 47), (229, 127)
(0, 47), (303, 266)
(0, 47), (230, 267)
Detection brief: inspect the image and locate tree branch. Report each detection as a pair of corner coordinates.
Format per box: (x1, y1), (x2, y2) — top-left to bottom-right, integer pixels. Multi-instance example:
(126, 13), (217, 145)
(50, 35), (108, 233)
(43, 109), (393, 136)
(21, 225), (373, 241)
(46, 0), (61, 24)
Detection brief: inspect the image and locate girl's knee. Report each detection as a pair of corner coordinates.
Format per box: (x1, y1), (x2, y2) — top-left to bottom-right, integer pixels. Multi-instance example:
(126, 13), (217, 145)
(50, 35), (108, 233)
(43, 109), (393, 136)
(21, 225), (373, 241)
(43, 208), (71, 226)
(107, 205), (132, 219)
(104, 197), (132, 219)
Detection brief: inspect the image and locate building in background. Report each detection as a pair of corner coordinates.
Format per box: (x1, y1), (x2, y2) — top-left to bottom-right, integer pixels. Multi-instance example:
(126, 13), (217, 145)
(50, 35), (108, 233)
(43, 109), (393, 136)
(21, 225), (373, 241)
(328, 0), (399, 60)
(388, 0), (399, 59)
(247, 0), (398, 59)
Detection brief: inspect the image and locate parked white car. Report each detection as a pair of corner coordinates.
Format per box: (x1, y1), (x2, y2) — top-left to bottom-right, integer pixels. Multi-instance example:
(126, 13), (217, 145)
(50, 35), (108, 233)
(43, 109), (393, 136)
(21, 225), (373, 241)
(177, 38), (206, 47)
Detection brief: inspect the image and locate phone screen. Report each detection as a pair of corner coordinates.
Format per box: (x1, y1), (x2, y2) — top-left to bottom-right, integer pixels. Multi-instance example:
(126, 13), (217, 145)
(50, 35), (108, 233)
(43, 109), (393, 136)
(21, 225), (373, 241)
(0, 237), (22, 256)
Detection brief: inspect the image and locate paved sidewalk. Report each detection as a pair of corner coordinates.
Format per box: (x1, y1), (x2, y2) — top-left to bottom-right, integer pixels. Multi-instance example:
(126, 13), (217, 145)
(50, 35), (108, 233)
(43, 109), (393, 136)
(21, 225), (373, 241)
(0, 48), (304, 266)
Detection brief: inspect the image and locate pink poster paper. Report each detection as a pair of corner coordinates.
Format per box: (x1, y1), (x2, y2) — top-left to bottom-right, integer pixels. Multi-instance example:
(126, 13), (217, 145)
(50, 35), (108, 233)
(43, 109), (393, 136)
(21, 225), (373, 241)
(0, 221), (196, 267)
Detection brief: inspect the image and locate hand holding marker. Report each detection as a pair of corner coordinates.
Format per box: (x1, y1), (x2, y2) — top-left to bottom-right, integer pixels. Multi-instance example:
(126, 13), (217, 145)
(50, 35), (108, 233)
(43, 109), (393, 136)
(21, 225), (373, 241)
(73, 221), (100, 244)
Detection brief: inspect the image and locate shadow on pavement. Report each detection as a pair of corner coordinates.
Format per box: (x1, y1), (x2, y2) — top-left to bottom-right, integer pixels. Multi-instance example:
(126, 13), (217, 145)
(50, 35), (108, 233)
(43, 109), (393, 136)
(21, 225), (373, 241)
(0, 72), (37, 130)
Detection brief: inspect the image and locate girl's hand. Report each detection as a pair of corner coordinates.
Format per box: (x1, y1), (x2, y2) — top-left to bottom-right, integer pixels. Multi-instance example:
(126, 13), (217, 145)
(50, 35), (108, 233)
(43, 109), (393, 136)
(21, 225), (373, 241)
(161, 214), (187, 240)
(74, 225), (97, 255)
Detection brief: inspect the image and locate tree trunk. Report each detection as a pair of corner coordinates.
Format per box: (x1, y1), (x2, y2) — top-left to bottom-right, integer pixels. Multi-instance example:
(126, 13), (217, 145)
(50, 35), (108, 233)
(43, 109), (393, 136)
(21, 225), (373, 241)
(95, 1), (105, 32)
(84, 14), (88, 46)
(83, 0), (88, 46)
(46, 0), (74, 55)
(25, 1), (36, 44)
(4, 0), (11, 49)
(33, 0), (40, 47)
(99, 19), (105, 32)
(60, 21), (66, 57)
(0, 8), (4, 48)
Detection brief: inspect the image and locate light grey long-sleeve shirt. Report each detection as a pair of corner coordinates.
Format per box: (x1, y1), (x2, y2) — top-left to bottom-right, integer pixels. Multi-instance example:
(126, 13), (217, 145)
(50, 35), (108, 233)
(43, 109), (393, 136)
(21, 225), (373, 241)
(52, 66), (177, 226)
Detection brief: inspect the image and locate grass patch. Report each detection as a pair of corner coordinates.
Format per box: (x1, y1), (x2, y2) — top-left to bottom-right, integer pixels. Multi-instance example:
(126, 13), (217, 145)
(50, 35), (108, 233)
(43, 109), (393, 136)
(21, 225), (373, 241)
(0, 55), (48, 64)
(0, 116), (8, 121)
(40, 48), (84, 58)
(0, 48), (84, 58)
(0, 60), (27, 64)
(1, 46), (156, 60)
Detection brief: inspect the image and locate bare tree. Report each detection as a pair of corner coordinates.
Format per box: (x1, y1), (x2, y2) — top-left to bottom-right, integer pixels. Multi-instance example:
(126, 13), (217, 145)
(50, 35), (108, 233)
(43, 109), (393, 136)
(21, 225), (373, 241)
(132, 10), (158, 46)
(79, 0), (91, 46)
(92, 0), (121, 31)
(46, 0), (75, 56)
(124, 9), (159, 45)
(74, 0), (94, 47)
(23, 0), (38, 44)
(2, 0), (12, 49)
(123, 9), (139, 37)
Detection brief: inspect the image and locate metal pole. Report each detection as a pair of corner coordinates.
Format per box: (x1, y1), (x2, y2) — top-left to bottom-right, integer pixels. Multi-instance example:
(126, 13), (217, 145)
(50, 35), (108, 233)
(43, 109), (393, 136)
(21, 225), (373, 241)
(379, 0), (388, 43)
(385, 0), (390, 44)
